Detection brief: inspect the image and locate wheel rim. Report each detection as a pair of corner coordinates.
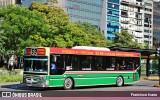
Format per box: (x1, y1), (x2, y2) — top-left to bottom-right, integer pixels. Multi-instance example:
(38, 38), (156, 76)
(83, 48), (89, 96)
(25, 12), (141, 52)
(65, 78), (72, 89)
(117, 77), (123, 86)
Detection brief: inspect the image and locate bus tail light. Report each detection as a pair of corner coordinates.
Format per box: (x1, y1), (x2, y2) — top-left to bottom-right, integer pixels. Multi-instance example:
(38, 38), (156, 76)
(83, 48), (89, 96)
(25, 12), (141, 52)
(37, 48), (46, 55)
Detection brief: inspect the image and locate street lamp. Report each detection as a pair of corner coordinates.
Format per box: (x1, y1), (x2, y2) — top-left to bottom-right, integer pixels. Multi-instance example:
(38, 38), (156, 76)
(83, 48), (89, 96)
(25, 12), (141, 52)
(157, 47), (160, 85)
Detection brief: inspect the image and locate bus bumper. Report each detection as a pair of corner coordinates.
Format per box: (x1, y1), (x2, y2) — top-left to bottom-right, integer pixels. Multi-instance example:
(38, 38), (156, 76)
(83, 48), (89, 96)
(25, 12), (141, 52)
(20, 81), (49, 88)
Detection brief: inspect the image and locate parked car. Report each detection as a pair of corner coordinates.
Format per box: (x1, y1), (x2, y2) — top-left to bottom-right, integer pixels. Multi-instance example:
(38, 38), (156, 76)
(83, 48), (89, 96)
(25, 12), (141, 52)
(149, 69), (156, 74)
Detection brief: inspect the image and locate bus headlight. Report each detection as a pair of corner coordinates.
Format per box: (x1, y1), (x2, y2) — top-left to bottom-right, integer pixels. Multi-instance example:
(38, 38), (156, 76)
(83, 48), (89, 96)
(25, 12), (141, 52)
(45, 80), (49, 86)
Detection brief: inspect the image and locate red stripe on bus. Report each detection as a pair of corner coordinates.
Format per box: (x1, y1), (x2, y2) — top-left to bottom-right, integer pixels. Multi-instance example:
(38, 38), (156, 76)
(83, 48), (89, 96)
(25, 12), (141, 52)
(50, 48), (140, 57)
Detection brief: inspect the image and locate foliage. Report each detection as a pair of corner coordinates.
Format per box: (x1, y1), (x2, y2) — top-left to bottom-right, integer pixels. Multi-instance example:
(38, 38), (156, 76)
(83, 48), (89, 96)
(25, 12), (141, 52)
(0, 5), (49, 56)
(0, 2), (107, 57)
(151, 60), (158, 70)
(109, 31), (145, 49)
(0, 70), (22, 83)
(30, 2), (107, 48)
(75, 22), (107, 47)
(0, 66), (7, 70)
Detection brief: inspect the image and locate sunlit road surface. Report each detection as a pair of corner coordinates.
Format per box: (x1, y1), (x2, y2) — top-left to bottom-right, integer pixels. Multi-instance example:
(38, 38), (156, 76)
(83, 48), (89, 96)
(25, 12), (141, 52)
(0, 80), (160, 91)
(0, 80), (160, 100)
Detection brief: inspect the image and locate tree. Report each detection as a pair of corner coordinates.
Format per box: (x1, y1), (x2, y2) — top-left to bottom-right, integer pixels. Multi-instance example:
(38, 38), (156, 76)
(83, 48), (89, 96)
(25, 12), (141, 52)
(30, 2), (107, 48)
(152, 60), (158, 71)
(0, 5), (49, 56)
(109, 31), (145, 49)
(0, 2), (107, 57)
(75, 22), (107, 47)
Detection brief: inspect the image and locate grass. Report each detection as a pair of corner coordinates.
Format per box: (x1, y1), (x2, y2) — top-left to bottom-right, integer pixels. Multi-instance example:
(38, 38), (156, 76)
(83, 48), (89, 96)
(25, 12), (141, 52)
(0, 67), (23, 83)
(0, 66), (7, 70)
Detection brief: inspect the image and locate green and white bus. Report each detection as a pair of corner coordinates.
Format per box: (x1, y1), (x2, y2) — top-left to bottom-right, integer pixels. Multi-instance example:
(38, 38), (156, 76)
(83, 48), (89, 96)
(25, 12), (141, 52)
(21, 46), (141, 89)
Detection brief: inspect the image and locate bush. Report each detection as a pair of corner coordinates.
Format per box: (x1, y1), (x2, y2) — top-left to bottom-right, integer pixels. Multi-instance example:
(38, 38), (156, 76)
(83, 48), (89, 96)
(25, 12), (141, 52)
(0, 74), (22, 82)
(0, 69), (23, 83)
(0, 66), (7, 70)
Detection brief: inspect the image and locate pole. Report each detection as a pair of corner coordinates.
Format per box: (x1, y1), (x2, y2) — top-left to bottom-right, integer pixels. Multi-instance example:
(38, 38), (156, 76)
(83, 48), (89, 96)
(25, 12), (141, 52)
(148, 18), (151, 49)
(157, 47), (160, 85)
(146, 55), (150, 77)
(158, 54), (160, 85)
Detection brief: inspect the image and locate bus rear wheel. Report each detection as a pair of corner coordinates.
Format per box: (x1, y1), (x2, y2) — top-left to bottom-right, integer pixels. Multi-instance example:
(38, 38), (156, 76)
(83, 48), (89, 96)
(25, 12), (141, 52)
(116, 76), (124, 87)
(64, 78), (73, 90)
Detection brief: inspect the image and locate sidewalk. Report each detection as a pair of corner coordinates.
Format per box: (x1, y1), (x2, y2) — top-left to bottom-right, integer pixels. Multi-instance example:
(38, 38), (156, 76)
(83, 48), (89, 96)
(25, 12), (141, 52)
(0, 82), (20, 86)
(140, 76), (160, 81)
(140, 76), (160, 87)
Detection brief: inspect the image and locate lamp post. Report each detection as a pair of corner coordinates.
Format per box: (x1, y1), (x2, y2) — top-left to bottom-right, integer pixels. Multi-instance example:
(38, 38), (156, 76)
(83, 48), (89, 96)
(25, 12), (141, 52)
(157, 47), (160, 85)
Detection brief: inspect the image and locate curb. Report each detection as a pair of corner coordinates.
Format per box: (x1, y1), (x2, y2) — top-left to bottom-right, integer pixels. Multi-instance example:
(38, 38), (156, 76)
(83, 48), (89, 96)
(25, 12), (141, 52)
(0, 82), (20, 86)
(140, 77), (160, 81)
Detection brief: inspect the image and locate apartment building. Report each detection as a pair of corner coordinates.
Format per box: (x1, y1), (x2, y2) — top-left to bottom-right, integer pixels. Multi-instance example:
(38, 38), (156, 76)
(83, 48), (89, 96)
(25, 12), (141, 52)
(21, 0), (154, 48)
(153, 1), (160, 48)
(0, 0), (15, 6)
(0, 0), (21, 6)
(120, 0), (144, 45)
(22, 0), (46, 6)
(143, 0), (153, 49)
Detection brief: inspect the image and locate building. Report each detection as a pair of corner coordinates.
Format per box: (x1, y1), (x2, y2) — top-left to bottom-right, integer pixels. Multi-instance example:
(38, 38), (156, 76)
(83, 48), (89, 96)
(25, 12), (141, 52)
(0, 0), (21, 6)
(56, 0), (154, 47)
(21, 0), (46, 6)
(55, 0), (103, 29)
(143, 0), (153, 49)
(106, 0), (120, 40)
(120, 0), (144, 44)
(20, 0), (154, 48)
(0, 0), (15, 6)
(153, 1), (160, 48)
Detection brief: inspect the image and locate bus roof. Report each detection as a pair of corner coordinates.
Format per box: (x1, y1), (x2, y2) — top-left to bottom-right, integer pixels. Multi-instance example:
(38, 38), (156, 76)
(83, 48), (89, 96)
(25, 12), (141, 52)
(50, 47), (140, 57)
(72, 46), (110, 51)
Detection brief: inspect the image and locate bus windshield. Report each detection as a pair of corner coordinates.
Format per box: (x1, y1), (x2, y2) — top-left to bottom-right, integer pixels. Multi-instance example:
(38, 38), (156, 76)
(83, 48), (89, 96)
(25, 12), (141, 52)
(23, 56), (48, 74)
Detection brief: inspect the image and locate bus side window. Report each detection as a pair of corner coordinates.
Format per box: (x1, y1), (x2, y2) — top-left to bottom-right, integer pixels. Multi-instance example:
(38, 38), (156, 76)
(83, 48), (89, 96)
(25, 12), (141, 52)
(116, 63), (120, 70)
(65, 55), (73, 70)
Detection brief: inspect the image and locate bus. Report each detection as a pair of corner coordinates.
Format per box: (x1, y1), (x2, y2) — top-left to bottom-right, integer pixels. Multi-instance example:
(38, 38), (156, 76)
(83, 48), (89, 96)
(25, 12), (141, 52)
(21, 46), (141, 89)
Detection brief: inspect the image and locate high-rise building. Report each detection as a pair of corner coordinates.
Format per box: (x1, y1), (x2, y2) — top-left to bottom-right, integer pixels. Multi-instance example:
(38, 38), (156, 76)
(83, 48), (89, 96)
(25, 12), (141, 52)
(106, 0), (120, 40)
(119, 0), (145, 45)
(20, 0), (154, 48)
(55, 0), (103, 29)
(143, 0), (153, 49)
(56, 0), (154, 48)
(21, 0), (46, 6)
(0, 0), (19, 6)
(153, 1), (160, 48)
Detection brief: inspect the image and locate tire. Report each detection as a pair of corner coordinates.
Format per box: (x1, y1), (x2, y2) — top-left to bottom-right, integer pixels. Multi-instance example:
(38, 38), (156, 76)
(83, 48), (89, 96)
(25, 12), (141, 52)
(116, 76), (124, 87)
(64, 78), (73, 90)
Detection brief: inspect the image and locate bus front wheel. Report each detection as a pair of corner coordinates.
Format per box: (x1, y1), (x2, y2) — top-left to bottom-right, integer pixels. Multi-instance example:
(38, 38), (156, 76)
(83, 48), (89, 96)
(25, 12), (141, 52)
(64, 78), (74, 90)
(116, 76), (124, 87)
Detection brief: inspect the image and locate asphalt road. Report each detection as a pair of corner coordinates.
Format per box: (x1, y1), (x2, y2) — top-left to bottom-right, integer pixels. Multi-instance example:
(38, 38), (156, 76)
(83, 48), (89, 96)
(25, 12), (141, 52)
(0, 80), (160, 100)
(0, 80), (159, 91)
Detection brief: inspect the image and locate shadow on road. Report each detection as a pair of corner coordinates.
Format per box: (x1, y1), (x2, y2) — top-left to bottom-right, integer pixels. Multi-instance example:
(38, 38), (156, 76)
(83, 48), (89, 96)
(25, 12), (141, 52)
(0, 83), (134, 91)
(0, 83), (62, 91)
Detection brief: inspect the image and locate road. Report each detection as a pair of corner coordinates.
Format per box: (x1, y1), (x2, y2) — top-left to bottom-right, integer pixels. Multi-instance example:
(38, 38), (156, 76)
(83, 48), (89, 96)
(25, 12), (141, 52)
(0, 80), (160, 100)
(0, 80), (159, 91)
